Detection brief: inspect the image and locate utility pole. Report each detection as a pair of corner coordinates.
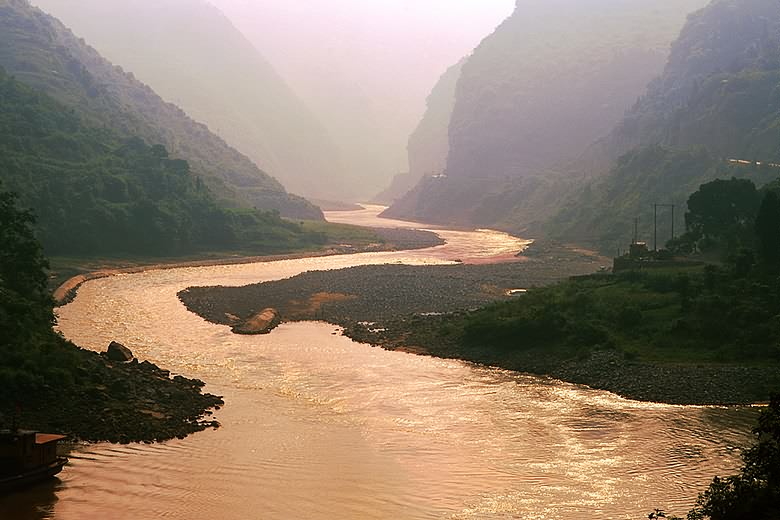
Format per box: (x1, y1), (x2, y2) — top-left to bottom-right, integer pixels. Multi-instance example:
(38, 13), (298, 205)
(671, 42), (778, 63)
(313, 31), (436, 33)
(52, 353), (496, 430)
(633, 218), (639, 245)
(654, 204), (658, 251)
(653, 203), (676, 251)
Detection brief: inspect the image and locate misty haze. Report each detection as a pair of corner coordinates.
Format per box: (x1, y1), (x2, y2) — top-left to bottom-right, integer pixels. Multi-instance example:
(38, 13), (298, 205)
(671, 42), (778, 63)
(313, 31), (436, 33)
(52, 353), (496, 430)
(1, 0), (780, 519)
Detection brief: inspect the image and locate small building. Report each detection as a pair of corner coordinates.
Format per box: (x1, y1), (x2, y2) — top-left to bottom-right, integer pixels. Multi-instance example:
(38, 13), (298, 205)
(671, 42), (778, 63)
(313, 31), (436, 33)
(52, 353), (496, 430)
(0, 430), (67, 488)
(629, 241), (649, 259)
(614, 241), (651, 271)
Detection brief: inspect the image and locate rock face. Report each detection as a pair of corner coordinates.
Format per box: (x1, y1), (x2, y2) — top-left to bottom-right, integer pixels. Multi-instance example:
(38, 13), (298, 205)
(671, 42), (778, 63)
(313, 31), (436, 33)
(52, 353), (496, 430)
(106, 341), (134, 362)
(374, 58), (466, 205)
(595, 0), (780, 165)
(386, 0), (709, 229)
(547, 0), (780, 249)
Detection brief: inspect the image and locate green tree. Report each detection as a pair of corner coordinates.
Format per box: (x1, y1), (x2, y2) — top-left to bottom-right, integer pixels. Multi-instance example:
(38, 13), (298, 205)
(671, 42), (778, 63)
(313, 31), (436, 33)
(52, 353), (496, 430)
(755, 191), (780, 267)
(0, 185), (54, 353)
(0, 187), (49, 300)
(685, 178), (760, 244)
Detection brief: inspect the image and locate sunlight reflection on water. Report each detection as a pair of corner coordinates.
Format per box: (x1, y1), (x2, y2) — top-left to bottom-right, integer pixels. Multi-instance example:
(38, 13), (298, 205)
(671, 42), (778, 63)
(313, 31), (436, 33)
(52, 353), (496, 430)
(1, 207), (756, 520)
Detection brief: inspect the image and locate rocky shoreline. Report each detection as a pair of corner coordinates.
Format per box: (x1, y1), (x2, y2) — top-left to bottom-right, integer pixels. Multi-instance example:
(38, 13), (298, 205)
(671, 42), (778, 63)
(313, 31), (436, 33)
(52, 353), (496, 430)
(348, 321), (780, 405)
(34, 227), (442, 444)
(178, 241), (605, 332)
(179, 241), (778, 405)
(2, 340), (223, 444)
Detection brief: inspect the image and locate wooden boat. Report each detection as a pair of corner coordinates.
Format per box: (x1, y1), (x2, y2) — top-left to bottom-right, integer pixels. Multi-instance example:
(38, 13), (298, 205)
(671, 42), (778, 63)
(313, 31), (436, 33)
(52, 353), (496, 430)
(0, 430), (68, 492)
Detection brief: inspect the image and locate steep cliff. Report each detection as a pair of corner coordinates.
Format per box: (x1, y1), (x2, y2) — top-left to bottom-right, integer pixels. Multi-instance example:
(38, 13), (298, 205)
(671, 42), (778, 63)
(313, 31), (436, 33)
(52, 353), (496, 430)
(549, 0), (780, 250)
(374, 59), (465, 204)
(386, 0), (708, 227)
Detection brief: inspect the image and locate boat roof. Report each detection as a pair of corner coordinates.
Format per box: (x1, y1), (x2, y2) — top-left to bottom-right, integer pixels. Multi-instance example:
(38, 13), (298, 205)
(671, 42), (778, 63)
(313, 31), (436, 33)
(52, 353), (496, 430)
(35, 433), (66, 445)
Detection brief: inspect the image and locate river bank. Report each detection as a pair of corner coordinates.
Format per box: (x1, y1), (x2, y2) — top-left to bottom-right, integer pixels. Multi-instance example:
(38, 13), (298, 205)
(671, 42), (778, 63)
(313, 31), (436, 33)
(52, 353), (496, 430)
(51, 227), (443, 305)
(1, 336), (224, 444)
(179, 240), (779, 405)
(179, 240), (604, 326)
(24, 226), (442, 443)
(347, 321), (780, 405)
(23, 221), (761, 519)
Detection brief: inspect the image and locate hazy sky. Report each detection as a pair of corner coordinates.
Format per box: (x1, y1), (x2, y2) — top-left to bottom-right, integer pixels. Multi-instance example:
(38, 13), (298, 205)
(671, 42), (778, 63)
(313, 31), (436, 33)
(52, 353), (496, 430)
(209, 0), (516, 180)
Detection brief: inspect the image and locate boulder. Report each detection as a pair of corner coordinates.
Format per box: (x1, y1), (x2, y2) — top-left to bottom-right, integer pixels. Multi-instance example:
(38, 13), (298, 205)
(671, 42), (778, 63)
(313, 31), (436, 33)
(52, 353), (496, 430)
(106, 341), (134, 362)
(231, 308), (281, 335)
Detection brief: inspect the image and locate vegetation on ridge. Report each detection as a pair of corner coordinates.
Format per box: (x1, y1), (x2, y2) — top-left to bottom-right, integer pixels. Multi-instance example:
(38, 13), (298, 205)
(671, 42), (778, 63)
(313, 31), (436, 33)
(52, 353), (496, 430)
(0, 0), (322, 219)
(0, 68), (327, 257)
(549, 0), (780, 251)
(410, 179), (780, 398)
(33, 0), (349, 201)
(547, 147), (780, 253)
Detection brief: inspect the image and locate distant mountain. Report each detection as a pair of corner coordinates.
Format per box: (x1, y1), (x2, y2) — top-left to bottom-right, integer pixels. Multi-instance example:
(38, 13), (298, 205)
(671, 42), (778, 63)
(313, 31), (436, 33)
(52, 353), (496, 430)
(548, 0), (780, 250)
(385, 0), (708, 227)
(1, 0), (321, 219)
(374, 59), (465, 205)
(33, 0), (350, 202)
(371, 173), (416, 206)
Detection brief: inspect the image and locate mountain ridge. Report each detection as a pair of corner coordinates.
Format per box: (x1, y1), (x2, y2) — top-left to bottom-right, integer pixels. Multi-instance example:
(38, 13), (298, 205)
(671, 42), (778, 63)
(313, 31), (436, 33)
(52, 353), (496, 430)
(33, 0), (349, 201)
(385, 0), (708, 228)
(1, 0), (322, 219)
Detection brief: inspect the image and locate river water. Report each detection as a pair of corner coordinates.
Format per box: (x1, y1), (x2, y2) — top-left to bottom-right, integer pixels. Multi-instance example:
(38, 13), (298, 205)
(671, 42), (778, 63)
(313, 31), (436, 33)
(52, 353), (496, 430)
(1, 207), (756, 520)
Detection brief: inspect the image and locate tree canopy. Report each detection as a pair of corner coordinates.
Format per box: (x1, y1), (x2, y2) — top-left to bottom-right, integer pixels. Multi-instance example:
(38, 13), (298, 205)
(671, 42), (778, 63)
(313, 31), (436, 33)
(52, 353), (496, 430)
(755, 191), (780, 266)
(0, 185), (53, 349)
(685, 178), (761, 241)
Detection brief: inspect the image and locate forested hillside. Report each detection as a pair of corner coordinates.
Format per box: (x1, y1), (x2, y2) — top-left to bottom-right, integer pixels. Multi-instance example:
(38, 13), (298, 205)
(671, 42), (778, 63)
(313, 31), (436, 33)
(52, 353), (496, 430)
(33, 0), (349, 201)
(0, 0), (321, 219)
(547, 147), (779, 251)
(549, 0), (780, 250)
(599, 0), (780, 162)
(0, 184), (224, 442)
(0, 68), (324, 257)
(385, 0), (707, 227)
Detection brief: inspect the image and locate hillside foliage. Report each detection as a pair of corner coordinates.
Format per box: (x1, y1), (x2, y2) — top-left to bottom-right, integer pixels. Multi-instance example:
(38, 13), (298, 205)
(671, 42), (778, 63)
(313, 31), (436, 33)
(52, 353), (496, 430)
(547, 147), (780, 252)
(33, 0), (348, 201)
(0, 68), (324, 256)
(547, 0), (780, 251)
(0, 186), (224, 441)
(0, 0), (321, 219)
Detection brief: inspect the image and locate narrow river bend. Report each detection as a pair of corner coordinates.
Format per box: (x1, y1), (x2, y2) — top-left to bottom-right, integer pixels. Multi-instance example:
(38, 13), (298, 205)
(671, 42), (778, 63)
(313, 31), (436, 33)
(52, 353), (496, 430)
(4, 207), (756, 519)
